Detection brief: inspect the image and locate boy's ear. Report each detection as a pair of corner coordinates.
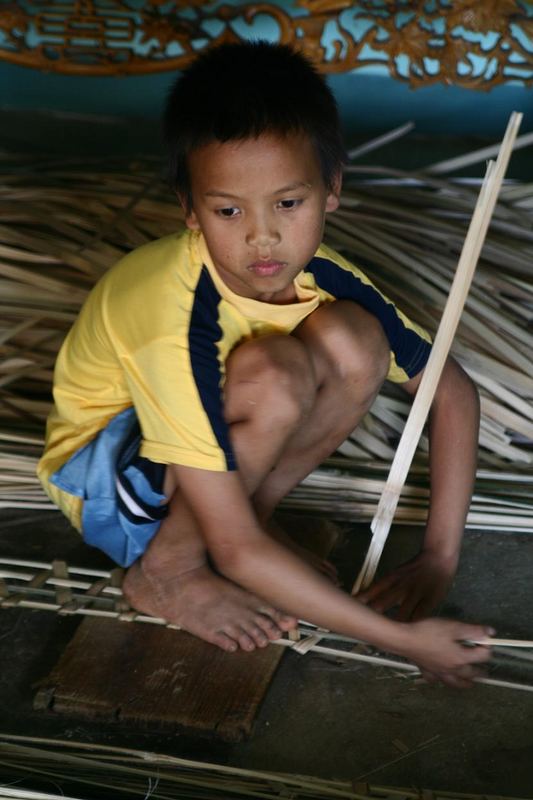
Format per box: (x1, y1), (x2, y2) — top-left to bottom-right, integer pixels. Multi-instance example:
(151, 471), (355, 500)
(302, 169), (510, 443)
(185, 210), (201, 230)
(325, 170), (342, 213)
(177, 193), (200, 230)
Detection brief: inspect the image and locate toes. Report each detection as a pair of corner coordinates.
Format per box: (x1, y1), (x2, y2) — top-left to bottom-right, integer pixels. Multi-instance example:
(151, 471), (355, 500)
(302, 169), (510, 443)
(236, 630), (257, 652)
(256, 605), (297, 633)
(252, 617), (280, 643)
(209, 629), (257, 653)
(274, 611), (298, 631)
(244, 623), (269, 648)
(209, 631), (239, 653)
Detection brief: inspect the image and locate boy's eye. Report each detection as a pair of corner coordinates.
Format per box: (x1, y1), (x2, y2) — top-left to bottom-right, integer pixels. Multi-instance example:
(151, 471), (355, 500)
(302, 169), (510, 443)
(278, 199), (301, 210)
(217, 207), (240, 218)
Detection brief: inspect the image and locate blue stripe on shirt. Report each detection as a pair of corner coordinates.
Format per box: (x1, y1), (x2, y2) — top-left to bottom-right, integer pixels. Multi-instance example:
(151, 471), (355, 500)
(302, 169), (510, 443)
(305, 256), (431, 378)
(189, 266), (236, 470)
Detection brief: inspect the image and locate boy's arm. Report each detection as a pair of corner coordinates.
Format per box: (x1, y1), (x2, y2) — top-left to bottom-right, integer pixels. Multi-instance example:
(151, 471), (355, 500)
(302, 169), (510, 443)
(358, 355), (480, 620)
(173, 460), (491, 683)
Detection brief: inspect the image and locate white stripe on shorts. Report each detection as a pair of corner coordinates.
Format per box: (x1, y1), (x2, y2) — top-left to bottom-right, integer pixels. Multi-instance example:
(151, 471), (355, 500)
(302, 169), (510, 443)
(115, 476), (156, 521)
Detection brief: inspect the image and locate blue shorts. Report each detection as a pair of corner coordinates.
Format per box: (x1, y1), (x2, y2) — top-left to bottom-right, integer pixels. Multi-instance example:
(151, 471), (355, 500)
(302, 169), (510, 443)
(50, 407), (169, 567)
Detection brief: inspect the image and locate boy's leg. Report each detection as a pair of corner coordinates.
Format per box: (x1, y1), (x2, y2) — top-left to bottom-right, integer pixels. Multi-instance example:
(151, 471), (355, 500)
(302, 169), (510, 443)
(249, 300), (390, 520)
(123, 333), (319, 652)
(124, 301), (390, 652)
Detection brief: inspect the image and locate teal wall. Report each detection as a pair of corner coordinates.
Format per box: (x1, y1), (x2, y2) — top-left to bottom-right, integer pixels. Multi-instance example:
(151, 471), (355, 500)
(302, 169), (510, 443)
(1, 58), (532, 139)
(1, 2), (532, 144)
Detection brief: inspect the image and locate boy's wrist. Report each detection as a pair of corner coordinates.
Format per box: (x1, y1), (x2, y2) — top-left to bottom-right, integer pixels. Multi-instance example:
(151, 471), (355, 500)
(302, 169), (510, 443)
(420, 542), (460, 568)
(374, 620), (415, 659)
(359, 615), (413, 658)
(422, 522), (463, 564)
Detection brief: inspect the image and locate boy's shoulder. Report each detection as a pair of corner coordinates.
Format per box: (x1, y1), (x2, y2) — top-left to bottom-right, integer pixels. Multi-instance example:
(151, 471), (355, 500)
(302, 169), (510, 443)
(98, 228), (201, 300)
(111, 228), (195, 276)
(312, 241), (373, 284)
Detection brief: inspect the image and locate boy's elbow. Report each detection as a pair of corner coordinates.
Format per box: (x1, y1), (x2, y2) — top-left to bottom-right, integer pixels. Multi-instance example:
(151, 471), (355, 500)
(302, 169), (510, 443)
(456, 361), (480, 412)
(440, 357), (479, 409)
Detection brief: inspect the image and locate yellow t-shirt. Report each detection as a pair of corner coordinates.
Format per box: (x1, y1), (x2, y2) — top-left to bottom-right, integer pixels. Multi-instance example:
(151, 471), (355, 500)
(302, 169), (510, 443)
(38, 229), (431, 526)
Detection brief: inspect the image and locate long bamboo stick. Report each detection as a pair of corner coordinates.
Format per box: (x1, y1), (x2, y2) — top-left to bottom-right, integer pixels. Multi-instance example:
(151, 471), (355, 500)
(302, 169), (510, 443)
(352, 112), (523, 595)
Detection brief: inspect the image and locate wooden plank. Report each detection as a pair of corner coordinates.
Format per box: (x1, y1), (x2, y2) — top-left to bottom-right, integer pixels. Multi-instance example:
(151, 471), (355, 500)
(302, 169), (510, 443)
(35, 617), (282, 741)
(34, 517), (339, 741)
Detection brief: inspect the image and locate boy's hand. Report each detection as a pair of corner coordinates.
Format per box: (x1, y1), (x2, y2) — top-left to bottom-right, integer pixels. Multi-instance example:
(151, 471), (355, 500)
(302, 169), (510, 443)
(397, 618), (494, 687)
(357, 550), (458, 621)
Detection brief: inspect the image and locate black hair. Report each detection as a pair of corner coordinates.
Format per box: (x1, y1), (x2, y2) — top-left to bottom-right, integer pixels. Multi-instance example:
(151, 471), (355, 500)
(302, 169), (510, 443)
(163, 40), (346, 210)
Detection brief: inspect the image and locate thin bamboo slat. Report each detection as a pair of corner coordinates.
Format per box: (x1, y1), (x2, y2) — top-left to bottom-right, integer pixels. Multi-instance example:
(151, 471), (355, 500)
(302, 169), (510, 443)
(0, 734), (529, 800)
(354, 113), (522, 593)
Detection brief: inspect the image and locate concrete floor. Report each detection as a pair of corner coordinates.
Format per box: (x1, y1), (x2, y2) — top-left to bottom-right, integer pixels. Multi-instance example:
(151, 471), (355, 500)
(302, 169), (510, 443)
(1, 508), (533, 797)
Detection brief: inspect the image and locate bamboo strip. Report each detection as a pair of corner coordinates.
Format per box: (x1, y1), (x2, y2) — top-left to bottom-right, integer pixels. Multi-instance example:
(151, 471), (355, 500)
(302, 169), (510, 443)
(1, 558), (533, 694)
(276, 640), (533, 693)
(425, 128), (533, 174)
(0, 790), (81, 800)
(353, 112), (522, 595)
(347, 122), (415, 161)
(6, 733), (524, 800)
(472, 638), (533, 648)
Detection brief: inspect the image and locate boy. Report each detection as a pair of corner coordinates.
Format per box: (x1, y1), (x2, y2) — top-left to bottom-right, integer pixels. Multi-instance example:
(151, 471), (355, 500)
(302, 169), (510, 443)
(38, 41), (493, 686)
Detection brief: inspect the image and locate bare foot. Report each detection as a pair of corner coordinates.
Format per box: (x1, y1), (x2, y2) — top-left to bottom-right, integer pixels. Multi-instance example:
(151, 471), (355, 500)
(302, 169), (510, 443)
(123, 560), (297, 653)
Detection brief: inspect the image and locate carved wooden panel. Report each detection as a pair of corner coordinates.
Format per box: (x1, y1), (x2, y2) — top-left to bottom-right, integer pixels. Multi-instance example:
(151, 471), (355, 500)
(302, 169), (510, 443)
(0, 1), (531, 87)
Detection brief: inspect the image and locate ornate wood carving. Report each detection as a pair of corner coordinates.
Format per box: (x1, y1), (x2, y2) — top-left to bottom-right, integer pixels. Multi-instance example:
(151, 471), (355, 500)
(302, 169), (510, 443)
(0, 1), (531, 88)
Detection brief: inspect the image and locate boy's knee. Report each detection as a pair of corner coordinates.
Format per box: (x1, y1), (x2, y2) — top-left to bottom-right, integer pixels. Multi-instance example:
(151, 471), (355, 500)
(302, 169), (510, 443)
(344, 307), (390, 389)
(225, 336), (317, 425)
(298, 301), (390, 396)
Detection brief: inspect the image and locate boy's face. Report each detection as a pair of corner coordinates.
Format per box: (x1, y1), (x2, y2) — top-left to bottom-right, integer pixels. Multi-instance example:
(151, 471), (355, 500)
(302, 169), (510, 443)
(183, 132), (340, 303)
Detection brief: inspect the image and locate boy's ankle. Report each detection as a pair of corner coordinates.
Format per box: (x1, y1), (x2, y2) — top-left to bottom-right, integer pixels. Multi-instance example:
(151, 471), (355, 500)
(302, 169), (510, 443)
(140, 538), (207, 583)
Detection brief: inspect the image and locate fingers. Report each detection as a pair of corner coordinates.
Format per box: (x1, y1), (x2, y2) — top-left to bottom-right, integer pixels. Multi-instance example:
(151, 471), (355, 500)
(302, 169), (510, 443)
(361, 583), (425, 619)
(458, 623), (496, 645)
(437, 672), (476, 689)
(419, 669), (439, 684)
(397, 590), (438, 622)
(357, 573), (397, 605)
(358, 555), (455, 623)
(319, 558), (340, 585)
(424, 664), (486, 689)
(363, 582), (446, 621)
(396, 593), (423, 622)
(359, 583), (407, 615)
(461, 642), (492, 665)
(408, 597), (435, 622)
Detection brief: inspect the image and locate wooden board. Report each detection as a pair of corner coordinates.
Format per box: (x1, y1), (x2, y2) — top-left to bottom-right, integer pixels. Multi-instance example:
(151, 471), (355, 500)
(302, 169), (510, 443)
(34, 517), (340, 741)
(34, 617), (283, 741)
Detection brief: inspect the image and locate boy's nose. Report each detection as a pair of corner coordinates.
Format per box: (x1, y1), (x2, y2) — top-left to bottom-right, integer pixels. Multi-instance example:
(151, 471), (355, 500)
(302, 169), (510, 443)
(246, 218), (281, 249)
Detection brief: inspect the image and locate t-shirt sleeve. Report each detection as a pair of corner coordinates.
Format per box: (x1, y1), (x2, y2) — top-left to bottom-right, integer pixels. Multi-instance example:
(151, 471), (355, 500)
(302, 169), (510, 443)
(125, 334), (236, 471)
(308, 250), (432, 383)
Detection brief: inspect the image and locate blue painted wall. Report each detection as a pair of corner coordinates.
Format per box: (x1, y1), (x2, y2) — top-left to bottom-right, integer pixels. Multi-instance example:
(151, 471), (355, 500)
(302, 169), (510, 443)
(2, 58), (532, 139)
(1, 2), (532, 140)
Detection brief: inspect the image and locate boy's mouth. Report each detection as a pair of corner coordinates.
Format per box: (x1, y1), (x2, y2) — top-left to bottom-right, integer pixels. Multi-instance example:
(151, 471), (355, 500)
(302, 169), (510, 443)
(248, 260), (286, 277)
